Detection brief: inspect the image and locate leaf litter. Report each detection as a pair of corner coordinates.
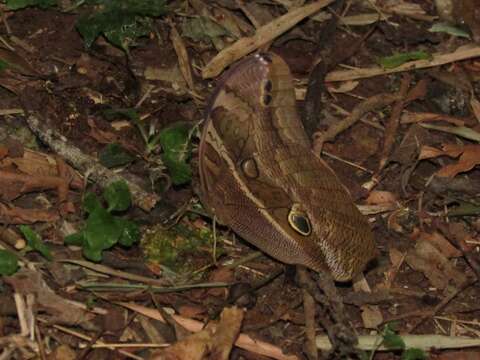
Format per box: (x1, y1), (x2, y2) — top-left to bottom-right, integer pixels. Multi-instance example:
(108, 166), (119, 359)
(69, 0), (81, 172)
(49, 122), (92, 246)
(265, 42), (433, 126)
(1, 0), (480, 359)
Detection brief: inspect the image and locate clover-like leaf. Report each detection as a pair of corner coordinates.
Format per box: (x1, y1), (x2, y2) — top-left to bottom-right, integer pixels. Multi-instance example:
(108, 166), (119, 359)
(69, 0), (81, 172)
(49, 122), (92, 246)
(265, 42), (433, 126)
(19, 225), (52, 261)
(157, 122), (192, 185)
(104, 180), (132, 212)
(0, 250), (18, 275)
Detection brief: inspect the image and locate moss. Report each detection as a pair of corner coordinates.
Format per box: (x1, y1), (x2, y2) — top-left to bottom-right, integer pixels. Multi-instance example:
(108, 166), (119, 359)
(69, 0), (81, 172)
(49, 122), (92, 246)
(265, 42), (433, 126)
(141, 223), (223, 274)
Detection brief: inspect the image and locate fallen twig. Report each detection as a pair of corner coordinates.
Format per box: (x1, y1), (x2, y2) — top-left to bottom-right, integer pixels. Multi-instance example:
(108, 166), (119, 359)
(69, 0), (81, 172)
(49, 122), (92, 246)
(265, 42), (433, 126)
(25, 114), (160, 211)
(297, 266), (318, 360)
(326, 45), (480, 82)
(202, 0), (335, 78)
(316, 334), (480, 351)
(313, 93), (401, 155)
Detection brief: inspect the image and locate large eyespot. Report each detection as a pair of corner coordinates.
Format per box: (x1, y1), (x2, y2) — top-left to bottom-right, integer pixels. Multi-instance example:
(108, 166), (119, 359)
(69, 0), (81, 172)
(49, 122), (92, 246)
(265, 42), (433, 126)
(241, 158), (259, 179)
(288, 207), (311, 236)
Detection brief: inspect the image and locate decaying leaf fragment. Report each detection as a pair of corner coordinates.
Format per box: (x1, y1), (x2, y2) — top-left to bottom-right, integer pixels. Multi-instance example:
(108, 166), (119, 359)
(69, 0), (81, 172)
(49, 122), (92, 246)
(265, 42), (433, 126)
(151, 307), (243, 360)
(419, 144), (480, 178)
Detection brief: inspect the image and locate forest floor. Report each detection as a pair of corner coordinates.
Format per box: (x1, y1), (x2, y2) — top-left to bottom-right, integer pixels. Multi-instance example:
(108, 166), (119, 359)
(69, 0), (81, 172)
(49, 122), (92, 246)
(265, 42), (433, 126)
(1, 0), (480, 359)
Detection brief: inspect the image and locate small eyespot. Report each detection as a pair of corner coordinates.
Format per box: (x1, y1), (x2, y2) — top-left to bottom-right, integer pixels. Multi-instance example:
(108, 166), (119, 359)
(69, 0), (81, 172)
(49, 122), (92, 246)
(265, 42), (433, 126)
(288, 208), (311, 236)
(262, 94), (272, 106)
(241, 158), (259, 179)
(264, 80), (273, 92)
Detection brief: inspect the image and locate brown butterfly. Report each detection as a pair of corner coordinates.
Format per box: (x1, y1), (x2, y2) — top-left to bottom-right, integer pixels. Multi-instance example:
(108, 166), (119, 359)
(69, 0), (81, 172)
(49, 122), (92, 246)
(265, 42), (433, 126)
(199, 53), (375, 281)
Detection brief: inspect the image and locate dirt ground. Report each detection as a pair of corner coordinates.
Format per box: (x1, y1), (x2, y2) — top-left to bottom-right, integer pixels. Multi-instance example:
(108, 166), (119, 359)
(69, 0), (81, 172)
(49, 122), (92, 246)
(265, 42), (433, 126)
(1, 0), (480, 359)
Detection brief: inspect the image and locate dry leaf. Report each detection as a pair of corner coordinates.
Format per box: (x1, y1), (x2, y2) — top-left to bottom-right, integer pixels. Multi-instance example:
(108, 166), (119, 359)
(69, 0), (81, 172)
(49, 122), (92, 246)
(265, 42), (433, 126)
(419, 145), (450, 160)
(327, 80), (359, 93)
(169, 20), (195, 93)
(366, 190), (397, 205)
(471, 95), (480, 123)
(422, 144), (480, 177)
(405, 240), (466, 289)
(5, 269), (94, 326)
(415, 230), (462, 258)
(152, 307), (243, 360)
(401, 112), (465, 126)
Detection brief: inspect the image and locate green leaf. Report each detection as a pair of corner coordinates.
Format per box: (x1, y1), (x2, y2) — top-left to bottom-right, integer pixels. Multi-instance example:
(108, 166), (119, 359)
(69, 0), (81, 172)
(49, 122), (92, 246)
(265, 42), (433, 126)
(6, 0), (56, 10)
(64, 231), (85, 246)
(158, 122), (192, 185)
(0, 59), (11, 71)
(0, 250), (18, 275)
(84, 206), (123, 261)
(83, 243), (103, 262)
(401, 348), (427, 360)
(447, 201), (480, 217)
(382, 323), (406, 350)
(378, 51), (431, 69)
(429, 23), (471, 39)
(111, 0), (167, 17)
(84, 192), (102, 214)
(99, 143), (134, 168)
(76, 0), (167, 52)
(103, 180), (132, 212)
(182, 16), (230, 43)
(19, 225), (53, 261)
(117, 219), (140, 246)
(102, 108), (140, 123)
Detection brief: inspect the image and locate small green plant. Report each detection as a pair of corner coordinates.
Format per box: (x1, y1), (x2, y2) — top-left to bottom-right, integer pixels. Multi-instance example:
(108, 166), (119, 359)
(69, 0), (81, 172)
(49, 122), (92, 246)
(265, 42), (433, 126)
(4, 0), (56, 10)
(76, 0), (168, 53)
(102, 108), (193, 185)
(99, 143), (135, 168)
(3, 0), (168, 53)
(19, 225), (53, 260)
(64, 180), (140, 261)
(378, 51), (431, 69)
(366, 323), (427, 360)
(142, 222), (220, 274)
(0, 249), (19, 275)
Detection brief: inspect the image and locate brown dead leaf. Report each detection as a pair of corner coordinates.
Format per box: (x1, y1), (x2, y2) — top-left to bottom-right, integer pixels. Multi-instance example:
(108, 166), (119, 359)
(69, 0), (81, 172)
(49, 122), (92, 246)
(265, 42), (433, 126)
(6, 149), (83, 189)
(0, 146), (7, 160)
(405, 240), (467, 289)
(0, 203), (59, 224)
(366, 190), (397, 205)
(419, 145), (447, 160)
(151, 307), (243, 360)
(5, 268), (95, 326)
(437, 145), (480, 177)
(383, 247), (406, 288)
(169, 19), (196, 94)
(413, 230), (462, 258)
(420, 144), (480, 178)
(326, 80), (359, 94)
(177, 304), (207, 320)
(401, 112), (466, 126)
(404, 78), (428, 103)
(471, 96), (480, 123)
(390, 124), (430, 166)
(207, 267), (234, 297)
(48, 344), (77, 360)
